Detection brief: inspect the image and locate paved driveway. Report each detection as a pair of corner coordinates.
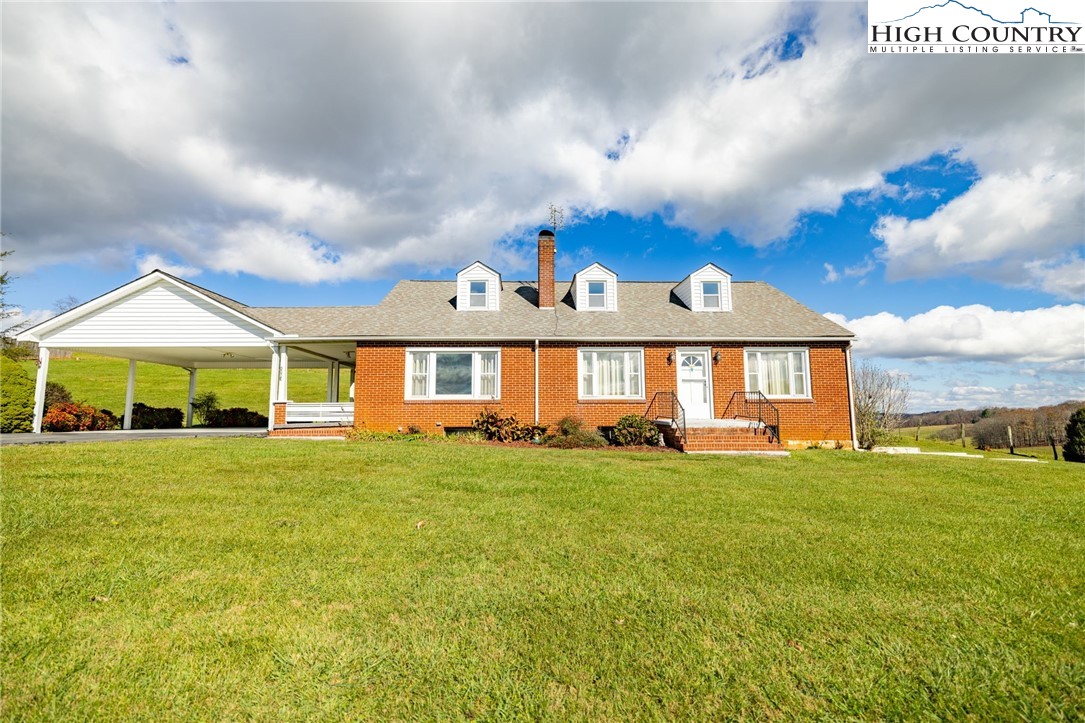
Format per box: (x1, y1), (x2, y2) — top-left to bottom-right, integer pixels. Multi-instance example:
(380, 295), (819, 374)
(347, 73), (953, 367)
(1, 428), (267, 445)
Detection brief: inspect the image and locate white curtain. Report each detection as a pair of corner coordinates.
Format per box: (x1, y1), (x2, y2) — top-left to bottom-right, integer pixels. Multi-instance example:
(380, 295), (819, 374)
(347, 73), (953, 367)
(478, 352), (497, 397)
(597, 352), (625, 396)
(411, 353), (428, 396)
(763, 352), (790, 396)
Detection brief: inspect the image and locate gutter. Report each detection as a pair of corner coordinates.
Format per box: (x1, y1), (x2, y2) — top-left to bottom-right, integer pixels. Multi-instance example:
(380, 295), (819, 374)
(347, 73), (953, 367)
(845, 343), (859, 450)
(271, 335), (856, 344)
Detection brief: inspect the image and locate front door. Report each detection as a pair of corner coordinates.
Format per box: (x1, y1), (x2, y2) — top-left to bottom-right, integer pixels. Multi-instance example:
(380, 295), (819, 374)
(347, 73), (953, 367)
(677, 349), (712, 420)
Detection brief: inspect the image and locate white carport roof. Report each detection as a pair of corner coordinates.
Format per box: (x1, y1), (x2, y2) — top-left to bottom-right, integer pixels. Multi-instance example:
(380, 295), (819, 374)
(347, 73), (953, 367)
(15, 270), (356, 369)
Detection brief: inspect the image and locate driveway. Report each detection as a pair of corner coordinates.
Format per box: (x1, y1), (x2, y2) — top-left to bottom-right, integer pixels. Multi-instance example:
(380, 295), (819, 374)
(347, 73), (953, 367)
(1, 428), (267, 445)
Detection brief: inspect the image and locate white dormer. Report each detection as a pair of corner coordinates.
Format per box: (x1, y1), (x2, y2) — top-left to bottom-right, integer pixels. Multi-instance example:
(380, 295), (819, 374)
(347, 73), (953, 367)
(674, 263), (732, 312)
(456, 261), (501, 311)
(572, 263), (618, 312)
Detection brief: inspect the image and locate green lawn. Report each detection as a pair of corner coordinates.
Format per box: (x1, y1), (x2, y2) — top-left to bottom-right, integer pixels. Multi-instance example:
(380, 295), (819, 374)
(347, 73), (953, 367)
(3, 440), (1083, 719)
(20, 353), (351, 415)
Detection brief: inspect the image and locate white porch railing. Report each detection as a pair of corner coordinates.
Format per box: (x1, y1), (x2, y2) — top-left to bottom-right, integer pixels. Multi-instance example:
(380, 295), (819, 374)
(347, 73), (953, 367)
(284, 402), (354, 425)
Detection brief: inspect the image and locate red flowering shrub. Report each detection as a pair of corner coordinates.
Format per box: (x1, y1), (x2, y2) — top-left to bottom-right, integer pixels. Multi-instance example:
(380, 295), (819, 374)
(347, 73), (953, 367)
(42, 402), (118, 432)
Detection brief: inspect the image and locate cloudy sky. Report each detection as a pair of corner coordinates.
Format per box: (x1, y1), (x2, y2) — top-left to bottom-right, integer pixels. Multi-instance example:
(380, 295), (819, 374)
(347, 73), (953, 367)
(2, 1), (1082, 411)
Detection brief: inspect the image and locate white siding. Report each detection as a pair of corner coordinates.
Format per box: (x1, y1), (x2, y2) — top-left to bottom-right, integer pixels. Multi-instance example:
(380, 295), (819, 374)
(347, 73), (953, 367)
(42, 281), (270, 346)
(572, 264), (618, 311)
(456, 262), (500, 311)
(673, 278), (693, 309)
(677, 264), (732, 312)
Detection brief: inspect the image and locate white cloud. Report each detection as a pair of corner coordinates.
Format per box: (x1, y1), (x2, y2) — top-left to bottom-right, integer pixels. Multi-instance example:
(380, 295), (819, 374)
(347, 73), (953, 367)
(875, 165), (1084, 299)
(822, 263), (839, 283)
(136, 254), (202, 278)
(2, 308), (54, 335)
(825, 304), (1085, 363)
(1, 2), (1081, 287)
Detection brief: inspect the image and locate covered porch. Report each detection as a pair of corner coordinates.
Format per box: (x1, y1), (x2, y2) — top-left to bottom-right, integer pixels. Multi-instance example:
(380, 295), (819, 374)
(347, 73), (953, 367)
(14, 270), (359, 435)
(27, 341), (357, 433)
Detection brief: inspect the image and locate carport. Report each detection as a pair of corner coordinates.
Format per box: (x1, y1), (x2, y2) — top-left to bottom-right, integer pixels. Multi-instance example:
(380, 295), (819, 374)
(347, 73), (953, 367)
(15, 271), (357, 433)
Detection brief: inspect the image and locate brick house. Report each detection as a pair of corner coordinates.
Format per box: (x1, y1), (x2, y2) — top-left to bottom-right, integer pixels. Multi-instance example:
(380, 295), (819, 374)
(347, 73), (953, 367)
(17, 230), (857, 451)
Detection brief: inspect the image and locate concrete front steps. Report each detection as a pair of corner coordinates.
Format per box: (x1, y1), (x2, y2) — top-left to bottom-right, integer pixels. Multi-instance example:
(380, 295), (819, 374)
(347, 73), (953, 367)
(655, 418), (787, 455)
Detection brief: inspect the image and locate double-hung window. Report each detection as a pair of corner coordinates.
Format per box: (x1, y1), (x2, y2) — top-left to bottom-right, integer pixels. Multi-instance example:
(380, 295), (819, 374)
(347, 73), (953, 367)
(406, 349), (499, 399)
(579, 348), (643, 399)
(587, 281), (607, 309)
(745, 348), (809, 398)
(701, 281), (721, 309)
(468, 280), (487, 308)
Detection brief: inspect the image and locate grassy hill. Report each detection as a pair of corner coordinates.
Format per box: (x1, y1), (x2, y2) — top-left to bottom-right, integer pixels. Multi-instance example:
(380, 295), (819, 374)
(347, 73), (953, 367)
(20, 353), (352, 415)
(3, 440), (1083, 719)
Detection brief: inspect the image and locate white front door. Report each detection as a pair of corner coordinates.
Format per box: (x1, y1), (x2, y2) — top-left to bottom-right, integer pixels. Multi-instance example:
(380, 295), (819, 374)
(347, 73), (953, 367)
(677, 349), (712, 420)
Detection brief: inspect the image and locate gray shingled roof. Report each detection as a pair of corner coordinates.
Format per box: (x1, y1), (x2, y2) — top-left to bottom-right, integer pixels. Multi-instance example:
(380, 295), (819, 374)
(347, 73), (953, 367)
(243, 280), (852, 340)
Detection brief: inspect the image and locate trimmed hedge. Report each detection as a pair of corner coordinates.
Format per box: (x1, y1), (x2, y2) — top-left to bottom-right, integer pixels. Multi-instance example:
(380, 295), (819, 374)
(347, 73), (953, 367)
(207, 407), (268, 428)
(127, 403), (184, 430)
(0, 356), (34, 433)
(613, 414), (661, 446)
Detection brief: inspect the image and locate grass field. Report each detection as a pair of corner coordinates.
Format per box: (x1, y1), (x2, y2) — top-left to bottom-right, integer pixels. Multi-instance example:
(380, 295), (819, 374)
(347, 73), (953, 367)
(3, 440), (1083, 719)
(19, 353), (351, 415)
(895, 424), (1065, 462)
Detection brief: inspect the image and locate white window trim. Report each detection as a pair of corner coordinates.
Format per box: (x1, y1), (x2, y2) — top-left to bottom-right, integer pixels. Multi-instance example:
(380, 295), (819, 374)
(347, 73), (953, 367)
(743, 347), (811, 399)
(468, 280), (488, 309)
(701, 281), (721, 309)
(577, 347), (645, 400)
(586, 281), (607, 310)
(405, 347), (501, 400)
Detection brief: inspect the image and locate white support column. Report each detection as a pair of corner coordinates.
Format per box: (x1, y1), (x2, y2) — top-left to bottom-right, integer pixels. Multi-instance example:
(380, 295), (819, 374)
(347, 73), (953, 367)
(277, 346), (289, 402)
(31, 346), (51, 434)
(332, 363), (341, 402)
(268, 344), (280, 432)
(186, 369), (198, 427)
(122, 359), (137, 430)
(325, 363), (335, 402)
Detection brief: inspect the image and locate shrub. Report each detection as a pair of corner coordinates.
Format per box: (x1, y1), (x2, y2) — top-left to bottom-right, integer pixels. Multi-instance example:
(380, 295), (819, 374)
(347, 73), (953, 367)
(191, 391), (220, 426)
(42, 402), (118, 432)
(613, 414), (661, 446)
(543, 416), (606, 449)
(472, 408), (545, 442)
(1064, 408), (1085, 463)
(127, 403), (184, 430)
(0, 356), (34, 433)
(44, 381), (72, 410)
(207, 407), (268, 428)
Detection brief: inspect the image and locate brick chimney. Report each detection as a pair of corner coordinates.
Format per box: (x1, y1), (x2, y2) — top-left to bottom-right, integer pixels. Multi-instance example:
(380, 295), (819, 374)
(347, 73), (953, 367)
(537, 229), (555, 309)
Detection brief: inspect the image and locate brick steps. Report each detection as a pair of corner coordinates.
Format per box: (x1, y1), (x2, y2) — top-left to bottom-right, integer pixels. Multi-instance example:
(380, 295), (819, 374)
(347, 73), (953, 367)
(658, 421), (784, 453)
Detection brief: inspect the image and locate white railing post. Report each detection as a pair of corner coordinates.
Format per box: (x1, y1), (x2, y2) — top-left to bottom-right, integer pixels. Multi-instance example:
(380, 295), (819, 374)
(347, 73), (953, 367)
(32, 346), (50, 433)
(186, 369), (198, 427)
(277, 346), (289, 402)
(268, 344), (280, 432)
(122, 359), (137, 430)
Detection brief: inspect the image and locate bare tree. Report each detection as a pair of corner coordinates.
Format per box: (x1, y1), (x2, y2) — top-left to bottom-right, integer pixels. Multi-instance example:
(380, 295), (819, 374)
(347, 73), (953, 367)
(853, 360), (910, 449)
(53, 295), (81, 314)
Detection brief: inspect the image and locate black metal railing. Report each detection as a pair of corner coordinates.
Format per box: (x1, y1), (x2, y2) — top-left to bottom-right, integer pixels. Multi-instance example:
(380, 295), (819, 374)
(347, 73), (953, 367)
(645, 391), (687, 446)
(722, 391), (780, 443)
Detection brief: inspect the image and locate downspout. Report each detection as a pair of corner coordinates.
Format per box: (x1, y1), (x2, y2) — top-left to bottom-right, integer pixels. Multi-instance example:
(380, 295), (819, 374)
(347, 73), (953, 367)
(845, 343), (859, 450)
(534, 339), (540, 425)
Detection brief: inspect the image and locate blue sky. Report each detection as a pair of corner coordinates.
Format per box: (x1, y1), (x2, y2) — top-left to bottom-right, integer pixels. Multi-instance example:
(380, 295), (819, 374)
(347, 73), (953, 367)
(3, 2), (1082, 411)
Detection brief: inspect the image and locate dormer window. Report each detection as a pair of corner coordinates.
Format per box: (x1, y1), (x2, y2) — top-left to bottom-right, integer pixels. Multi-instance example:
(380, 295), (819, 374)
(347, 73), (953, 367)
(572, 263), (618, 311)
(455, 261), (501, 311)
(587, 281), (606, 309)
(674, 263), (732, 312)
(701, 281), (721, 309)
(469, 281), (487, 308)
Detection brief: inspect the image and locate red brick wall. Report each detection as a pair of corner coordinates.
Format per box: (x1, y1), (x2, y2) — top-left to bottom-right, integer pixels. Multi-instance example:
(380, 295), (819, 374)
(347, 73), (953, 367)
(354, 340), (854, 446)
(354, 341), (536, 433)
